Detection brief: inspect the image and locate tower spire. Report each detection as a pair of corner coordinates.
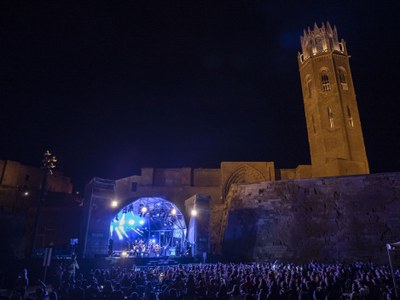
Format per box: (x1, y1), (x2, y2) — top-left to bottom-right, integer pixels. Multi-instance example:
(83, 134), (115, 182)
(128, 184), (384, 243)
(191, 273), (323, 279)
(327, 21), (333, 33)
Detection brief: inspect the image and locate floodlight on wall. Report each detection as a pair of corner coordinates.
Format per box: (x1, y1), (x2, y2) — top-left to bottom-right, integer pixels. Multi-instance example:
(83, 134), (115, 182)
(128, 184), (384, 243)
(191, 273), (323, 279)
(171, 208), (177, 215)
(191, 209), (197, 217)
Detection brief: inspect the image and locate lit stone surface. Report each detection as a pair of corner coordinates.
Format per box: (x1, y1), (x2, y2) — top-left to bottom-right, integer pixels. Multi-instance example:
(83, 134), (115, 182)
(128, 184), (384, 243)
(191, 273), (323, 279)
(222, 172), (400, 263)
(298, 23), (369, 178)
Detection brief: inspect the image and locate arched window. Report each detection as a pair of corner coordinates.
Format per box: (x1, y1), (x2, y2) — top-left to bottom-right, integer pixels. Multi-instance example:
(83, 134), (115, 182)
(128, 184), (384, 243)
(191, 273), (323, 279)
(321, 70), (331, 92)
(305, 75), (313, 98)
(338, 68), (348, 90)
(311, 114), (316, 133)
(328, 107), (334, 128)
(347, 106), (354, 127)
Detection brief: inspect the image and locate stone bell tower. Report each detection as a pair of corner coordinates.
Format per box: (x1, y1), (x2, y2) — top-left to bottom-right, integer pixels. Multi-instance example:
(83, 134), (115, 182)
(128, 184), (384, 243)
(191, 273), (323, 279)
(298, 22), (369, 178)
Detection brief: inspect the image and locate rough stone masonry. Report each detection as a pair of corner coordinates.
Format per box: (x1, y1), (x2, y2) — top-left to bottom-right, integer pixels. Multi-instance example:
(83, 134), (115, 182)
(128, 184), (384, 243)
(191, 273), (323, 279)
(222, 172), (400, 263)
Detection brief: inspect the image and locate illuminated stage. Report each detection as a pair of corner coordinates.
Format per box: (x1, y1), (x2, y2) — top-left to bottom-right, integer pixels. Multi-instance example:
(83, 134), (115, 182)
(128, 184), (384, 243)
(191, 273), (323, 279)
(109, 197), (189, 259)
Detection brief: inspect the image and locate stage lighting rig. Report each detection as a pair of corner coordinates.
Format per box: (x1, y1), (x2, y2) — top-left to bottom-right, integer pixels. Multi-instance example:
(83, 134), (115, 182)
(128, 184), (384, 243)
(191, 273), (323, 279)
(139, 204), (149, 217)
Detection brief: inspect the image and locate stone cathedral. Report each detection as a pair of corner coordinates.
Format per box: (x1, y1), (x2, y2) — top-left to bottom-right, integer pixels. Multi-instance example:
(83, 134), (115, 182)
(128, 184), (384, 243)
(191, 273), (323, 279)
(82, 23), (400, 262)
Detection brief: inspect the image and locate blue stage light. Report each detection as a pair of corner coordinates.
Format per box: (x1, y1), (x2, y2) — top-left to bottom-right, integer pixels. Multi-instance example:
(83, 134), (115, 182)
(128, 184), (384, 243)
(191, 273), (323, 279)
(119, 213), (125, 225)
(115, 227), (123, 240)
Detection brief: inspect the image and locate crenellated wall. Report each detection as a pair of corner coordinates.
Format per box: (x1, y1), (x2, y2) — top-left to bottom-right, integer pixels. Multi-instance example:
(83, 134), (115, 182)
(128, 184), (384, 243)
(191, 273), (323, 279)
(222, 172), (400, 263)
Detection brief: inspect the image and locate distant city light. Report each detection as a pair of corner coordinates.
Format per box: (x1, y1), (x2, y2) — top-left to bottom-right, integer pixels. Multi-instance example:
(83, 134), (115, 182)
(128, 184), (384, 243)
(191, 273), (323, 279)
(111, 200), (118, 208)
(23, 191), (29, 196)
(191, 209), (197, 217)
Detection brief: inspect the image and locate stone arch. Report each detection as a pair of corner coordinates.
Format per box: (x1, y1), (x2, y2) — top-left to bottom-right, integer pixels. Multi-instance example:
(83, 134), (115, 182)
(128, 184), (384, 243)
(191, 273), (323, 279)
(223, 165), (267, 199)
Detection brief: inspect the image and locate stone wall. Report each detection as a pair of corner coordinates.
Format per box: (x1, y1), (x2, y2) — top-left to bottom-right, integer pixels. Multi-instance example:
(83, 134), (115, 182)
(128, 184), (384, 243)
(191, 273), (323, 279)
(222, 172), (400, 263)
(0, 160), (73, 193)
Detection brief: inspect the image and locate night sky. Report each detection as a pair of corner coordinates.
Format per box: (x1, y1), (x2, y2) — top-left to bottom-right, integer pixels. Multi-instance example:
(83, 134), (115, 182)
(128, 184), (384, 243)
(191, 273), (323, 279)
(1, 1), (399, 191)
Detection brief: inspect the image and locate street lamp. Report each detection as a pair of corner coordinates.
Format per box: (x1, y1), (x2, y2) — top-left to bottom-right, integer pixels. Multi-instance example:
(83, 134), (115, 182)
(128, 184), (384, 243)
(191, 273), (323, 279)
(30, 150), (57, 258)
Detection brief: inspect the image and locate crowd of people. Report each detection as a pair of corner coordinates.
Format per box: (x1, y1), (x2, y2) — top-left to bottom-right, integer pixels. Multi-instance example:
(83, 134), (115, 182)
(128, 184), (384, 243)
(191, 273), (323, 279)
(7, 259), (400, 300)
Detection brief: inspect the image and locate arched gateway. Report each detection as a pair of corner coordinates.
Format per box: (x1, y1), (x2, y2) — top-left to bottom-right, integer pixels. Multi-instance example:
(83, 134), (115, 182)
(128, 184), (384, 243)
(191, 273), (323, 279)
(109, 197), (187, 257)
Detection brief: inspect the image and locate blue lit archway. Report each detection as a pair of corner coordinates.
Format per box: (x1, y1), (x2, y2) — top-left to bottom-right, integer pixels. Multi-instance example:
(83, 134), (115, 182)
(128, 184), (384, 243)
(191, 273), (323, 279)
(109, 197), (187, 257)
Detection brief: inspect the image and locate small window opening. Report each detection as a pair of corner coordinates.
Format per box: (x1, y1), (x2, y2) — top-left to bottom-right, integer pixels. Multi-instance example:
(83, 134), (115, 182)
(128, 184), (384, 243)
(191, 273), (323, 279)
(339, 69), (348, 90)
(321, 71), (331, 92)
(312, 114), (317, 133)
(307, 80), (313, 98)
(347, 106), (354, 128)
(328, 107), (334, 128)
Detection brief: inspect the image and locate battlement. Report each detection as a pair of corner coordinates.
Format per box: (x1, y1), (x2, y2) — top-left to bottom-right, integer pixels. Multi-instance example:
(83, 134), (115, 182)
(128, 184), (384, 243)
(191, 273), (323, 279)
(298, 22), (347, 63)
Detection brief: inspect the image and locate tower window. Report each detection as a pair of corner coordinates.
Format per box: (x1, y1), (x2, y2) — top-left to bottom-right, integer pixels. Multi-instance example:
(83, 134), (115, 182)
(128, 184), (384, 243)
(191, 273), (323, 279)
(328, 107), (334, 128)
(306, 79), (313, 98)
(339, 69), (348, 90)
(321, 70), (331, 92)
(347, 106), (354, 128)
